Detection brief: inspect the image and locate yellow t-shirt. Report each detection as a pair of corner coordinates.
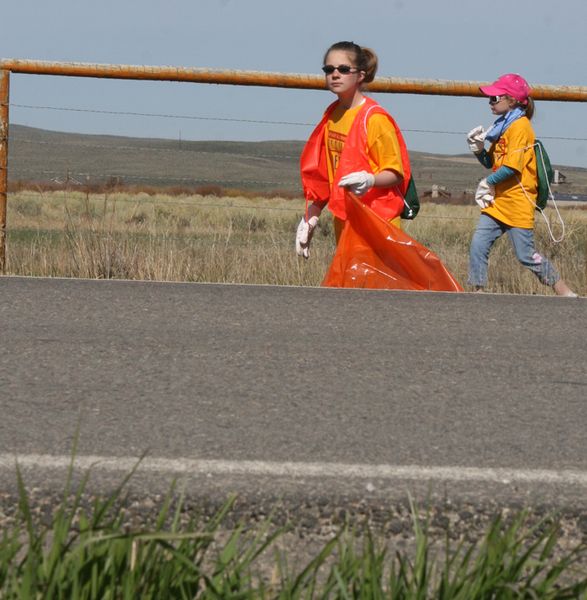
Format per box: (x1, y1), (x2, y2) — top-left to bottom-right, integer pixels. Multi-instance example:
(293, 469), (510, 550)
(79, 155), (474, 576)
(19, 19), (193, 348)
(324, 101), (404, 184)
(483, 117), (537, 229)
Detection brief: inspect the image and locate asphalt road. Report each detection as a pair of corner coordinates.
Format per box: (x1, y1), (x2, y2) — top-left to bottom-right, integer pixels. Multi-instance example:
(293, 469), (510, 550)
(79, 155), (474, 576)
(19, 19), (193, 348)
(1, 276), (586, 512)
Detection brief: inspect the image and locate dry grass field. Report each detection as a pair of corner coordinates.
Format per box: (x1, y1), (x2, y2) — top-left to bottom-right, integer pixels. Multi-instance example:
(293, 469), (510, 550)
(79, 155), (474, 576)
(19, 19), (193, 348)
(9, 124), (587, 197)
(4, 125), (585, 294)
(5, 189), (586, 296)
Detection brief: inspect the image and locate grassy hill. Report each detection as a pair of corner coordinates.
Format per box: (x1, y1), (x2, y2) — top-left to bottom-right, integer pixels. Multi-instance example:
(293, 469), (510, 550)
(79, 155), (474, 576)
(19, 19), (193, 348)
(8, 124), (587, 197)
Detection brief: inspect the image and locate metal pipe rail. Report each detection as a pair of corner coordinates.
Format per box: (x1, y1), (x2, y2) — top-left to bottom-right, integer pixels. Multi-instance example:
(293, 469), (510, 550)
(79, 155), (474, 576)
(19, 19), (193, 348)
(2, 58), (587, 101)
(1, 58), (587, 271)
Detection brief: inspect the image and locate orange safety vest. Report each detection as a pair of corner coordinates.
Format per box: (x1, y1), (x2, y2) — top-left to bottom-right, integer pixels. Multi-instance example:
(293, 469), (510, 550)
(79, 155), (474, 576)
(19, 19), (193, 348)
(300, 96), (411, 221)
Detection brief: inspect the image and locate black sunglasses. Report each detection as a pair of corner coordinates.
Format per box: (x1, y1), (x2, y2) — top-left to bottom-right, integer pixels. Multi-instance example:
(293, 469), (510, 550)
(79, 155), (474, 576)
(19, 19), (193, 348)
(488, 95), (505, 104)
(322, 64), (359, 75)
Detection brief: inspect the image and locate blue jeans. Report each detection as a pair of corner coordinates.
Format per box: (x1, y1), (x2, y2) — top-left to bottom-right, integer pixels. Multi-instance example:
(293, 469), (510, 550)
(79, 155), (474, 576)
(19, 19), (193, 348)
(468, 214), (559, 287)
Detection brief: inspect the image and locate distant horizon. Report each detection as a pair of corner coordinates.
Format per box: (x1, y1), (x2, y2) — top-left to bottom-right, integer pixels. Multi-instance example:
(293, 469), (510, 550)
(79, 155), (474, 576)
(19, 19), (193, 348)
(10, 122), (587, 172)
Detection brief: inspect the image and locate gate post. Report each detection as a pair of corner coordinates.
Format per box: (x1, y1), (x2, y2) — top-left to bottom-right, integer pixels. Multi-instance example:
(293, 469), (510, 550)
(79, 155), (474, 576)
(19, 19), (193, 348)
(0, 69), (9, 273)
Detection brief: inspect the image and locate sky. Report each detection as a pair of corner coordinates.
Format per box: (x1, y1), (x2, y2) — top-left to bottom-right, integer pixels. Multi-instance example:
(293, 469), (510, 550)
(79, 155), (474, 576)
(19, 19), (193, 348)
(2, 0), (587, 167)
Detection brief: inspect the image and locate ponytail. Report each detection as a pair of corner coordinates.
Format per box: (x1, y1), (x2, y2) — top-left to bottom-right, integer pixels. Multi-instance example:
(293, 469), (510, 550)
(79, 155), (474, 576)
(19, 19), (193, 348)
(524, 97), (535, 120)
(359, 47), (378, 83)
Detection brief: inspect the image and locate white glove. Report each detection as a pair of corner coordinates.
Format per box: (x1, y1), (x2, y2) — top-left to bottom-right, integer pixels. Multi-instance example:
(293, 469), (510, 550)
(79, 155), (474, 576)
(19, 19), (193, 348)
(338, 171), (375, 196)
(295, 215), (319, 259)
(475, 178), (495, 208)
(467, 125), (487, 154)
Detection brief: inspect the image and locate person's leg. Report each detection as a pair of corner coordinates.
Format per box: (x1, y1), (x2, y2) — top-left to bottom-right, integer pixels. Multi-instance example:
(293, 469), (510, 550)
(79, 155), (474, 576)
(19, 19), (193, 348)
(468, 214), (505, 289)
(552, 279), (578, 297)
(507, 227), (577, 296)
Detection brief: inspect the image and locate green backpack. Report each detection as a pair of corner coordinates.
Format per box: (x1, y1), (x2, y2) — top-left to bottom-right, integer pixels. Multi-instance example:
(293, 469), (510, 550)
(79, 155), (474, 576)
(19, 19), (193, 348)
(401, 175), (420, 219)
(535, 140), (554, 211)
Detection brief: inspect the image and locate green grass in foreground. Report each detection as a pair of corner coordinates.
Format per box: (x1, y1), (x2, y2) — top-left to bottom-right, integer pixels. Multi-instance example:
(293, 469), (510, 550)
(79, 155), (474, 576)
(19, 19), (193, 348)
(1, 459), (586, 598)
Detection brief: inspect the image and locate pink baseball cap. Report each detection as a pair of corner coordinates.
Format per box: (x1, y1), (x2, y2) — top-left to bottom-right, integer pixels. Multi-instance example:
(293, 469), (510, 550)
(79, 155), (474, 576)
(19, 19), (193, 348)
(479, 73), (531, 105)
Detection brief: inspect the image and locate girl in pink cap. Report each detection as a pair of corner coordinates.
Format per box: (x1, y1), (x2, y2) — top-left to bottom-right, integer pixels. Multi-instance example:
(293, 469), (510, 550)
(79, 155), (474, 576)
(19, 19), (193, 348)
(466, 73), (577, 297)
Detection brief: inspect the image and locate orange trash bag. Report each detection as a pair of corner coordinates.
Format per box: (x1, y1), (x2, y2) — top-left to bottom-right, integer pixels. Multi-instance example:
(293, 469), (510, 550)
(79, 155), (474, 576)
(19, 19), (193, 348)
(322, 192), (463, 292)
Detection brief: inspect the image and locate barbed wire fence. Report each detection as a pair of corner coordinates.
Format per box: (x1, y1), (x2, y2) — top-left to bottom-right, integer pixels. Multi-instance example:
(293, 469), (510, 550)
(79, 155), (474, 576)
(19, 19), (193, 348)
(8, 101), (587, 216)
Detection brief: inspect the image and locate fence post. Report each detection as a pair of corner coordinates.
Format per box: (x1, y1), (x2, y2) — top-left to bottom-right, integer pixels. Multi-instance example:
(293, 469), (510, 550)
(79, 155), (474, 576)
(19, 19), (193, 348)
(0, 69), (9, 273)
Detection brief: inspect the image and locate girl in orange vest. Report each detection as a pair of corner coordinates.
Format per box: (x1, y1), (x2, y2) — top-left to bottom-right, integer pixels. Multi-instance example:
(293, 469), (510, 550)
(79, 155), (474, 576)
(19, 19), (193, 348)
(296, 41), (411, 258)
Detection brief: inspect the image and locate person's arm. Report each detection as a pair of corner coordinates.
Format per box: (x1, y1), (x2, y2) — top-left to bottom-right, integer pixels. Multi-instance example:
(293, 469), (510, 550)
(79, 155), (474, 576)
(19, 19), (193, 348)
(475, 165), (517, 209)
(338, 114), (405, 195)
(486, 165), (516, 185)
(372, 168), (402, 189)
(338, 169), (403, 195)
(368, 116), (404, 186)
(475, 149), (493, 169)
(306, 199), (327, 220)
(337, 116), (404, 193)
(295, 199), (327, 259)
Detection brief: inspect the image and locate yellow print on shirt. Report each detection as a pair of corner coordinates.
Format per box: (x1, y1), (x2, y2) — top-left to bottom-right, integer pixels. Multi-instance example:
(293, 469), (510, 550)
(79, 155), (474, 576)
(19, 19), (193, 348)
(327, 130), (346, 172)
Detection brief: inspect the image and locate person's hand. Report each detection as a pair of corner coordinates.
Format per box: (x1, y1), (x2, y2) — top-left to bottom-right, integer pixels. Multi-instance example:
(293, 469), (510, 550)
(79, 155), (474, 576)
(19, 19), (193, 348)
(338, 171), (375, 196)
(467, 125), (486, 154)
(475, 178), (495, 208)
(295, 215), (319, 259)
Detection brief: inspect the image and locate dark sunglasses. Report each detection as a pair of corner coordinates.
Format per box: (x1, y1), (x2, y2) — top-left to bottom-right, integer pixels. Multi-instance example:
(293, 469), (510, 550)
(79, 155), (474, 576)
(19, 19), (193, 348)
(488, 95), (505, 104)
(322, 64), (359, 75)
